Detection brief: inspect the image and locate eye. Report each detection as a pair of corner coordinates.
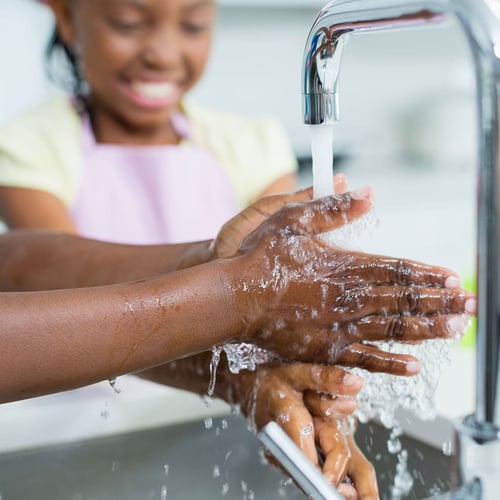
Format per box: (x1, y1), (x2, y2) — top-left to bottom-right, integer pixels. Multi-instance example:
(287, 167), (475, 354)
(182, 22), (210, 35)
(109, 19), (146, 34)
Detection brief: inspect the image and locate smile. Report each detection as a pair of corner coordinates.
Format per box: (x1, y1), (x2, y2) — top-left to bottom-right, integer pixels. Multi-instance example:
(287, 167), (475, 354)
(122, 80), (181, 109)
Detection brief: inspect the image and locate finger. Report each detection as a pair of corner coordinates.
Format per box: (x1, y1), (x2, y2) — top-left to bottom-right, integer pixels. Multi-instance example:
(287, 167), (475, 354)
(315, 420), (351, 486)
(334, 173), (348, 194)
(280, 405), (319, 466)
(347, 436), (379, 500)
(336, 343), (420, 376)
(282, 190), (374, 236)
(336, 251), (463, 289)
(338, 483), (359, 500)
(333, 286), (476, 321)
(347, 313), (471, 343)
(215, 188), (315, 257)
(285, 363), (364, 396)
(304, 390), (358, 419)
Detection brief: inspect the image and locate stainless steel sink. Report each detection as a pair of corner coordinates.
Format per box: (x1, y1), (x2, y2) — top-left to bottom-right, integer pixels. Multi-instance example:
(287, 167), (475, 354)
(0, 415), (451, 499)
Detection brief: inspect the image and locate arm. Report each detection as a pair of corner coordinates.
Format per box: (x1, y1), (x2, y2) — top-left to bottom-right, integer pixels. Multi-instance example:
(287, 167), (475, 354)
(0, 230), (212, 291)
(0, 191), (475, 403)
(0, 187), (76, 232)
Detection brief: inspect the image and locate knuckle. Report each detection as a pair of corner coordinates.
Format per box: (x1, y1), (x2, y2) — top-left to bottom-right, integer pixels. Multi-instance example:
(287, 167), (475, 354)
(395, 259), (412, 285)
(398, 287), (421, 312)
(386, 316), (406, 340)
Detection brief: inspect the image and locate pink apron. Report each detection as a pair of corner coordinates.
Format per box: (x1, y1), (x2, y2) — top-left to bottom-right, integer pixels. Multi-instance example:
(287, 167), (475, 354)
(70, 114), (239, 245)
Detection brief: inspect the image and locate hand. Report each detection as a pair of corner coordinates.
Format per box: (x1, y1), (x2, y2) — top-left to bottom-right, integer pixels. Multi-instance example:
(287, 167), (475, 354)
(312, 419), (378, 500)
(213, 174), (347, 260)
(229, 190), (475, 371)
(237, 362), (378, 499)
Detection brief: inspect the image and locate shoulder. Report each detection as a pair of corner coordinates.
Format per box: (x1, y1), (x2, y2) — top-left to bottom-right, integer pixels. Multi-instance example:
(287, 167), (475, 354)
(184, 101), (298, 207)
(0, 93), (82, 205)
(185, 102), (289, 150)
(0, 93), (80, 137)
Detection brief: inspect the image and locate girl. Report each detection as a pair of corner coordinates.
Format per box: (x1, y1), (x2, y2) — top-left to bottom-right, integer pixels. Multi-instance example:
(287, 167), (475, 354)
(0, 0), (297, 243)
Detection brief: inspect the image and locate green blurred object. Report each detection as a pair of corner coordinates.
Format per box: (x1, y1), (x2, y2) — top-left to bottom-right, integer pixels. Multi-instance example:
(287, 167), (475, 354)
(461, 274), (476, 348)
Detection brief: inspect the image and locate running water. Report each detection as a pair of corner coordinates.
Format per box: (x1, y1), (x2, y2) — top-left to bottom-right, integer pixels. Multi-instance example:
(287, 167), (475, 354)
(310, 125), (335, 198)
(308, 121), (466, 499)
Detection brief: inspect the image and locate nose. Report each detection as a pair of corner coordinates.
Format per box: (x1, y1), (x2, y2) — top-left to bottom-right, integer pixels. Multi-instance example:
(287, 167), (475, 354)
(141, 24), (183, 70)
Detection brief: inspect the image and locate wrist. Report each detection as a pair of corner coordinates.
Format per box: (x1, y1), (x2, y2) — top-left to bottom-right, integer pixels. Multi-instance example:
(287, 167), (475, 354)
(217, 255), (266, 343)
(176, 240), (215, 270)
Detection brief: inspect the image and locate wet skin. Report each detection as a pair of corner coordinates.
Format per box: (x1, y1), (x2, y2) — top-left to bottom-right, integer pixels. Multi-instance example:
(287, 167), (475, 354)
(229, 190), (474, 370)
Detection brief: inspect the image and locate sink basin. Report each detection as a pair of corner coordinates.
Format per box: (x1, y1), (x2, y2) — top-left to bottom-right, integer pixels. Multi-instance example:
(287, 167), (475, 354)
(0, 415), (451, 499)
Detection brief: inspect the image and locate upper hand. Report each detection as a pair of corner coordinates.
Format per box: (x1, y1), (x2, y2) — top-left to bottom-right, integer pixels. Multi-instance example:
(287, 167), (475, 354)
(229, 190), (475, 370)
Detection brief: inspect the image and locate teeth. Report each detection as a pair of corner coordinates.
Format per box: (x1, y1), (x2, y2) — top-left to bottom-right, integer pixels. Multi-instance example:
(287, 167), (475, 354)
(131, 81), (176, 99)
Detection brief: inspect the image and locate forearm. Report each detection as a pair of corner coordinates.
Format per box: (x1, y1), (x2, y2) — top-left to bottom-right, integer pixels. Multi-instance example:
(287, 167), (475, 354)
(0, 230), (212, 291)
(0, 259), (244, 403)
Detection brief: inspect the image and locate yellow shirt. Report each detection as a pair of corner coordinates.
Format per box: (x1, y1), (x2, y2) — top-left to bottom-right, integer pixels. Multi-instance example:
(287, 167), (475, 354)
(0, 94), (297, 210)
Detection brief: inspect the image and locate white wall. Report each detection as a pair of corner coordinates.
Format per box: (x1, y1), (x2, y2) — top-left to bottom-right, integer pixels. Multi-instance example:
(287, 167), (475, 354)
(0, 0), (55, 121)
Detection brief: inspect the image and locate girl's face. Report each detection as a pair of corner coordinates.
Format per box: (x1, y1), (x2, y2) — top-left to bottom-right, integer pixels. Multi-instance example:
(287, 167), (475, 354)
(54, 0), (215, 132)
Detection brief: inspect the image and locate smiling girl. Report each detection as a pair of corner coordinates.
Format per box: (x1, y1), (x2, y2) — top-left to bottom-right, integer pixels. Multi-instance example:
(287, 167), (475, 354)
(0, 0), (297, 244)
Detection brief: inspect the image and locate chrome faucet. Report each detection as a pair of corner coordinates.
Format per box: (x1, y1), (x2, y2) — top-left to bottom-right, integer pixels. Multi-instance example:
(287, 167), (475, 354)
(302, 0), (500, 497)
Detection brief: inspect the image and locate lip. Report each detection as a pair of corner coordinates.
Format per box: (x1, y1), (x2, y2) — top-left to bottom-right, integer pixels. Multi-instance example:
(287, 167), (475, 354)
(119, 79), (182, 109)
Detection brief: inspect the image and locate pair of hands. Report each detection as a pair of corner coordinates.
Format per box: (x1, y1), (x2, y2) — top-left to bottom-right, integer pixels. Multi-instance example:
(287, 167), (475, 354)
(180, 179), (473, 497)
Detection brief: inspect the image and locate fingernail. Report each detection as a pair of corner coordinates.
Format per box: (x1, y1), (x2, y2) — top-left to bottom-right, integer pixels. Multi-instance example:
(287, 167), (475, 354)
(465, 298), (477, 315)
(343, 373), (364, 387)
(406, 360), (420, 375)
(445, 276), (461, 289)
(351, 186), (373, 200)
(447, 315), (471, 338)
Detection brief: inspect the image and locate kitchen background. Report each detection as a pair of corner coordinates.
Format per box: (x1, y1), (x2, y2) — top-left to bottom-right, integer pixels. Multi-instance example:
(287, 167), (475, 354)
(0, 0), (477, 456)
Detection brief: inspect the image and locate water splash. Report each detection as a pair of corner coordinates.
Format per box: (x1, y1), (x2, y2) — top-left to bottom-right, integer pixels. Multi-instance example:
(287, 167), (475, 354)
(208, 345), (224, 397)
(353, 339), (453, 427)
(222, 343), (275, 374)
(319, 208), (380, 249)
(391, 449), (414, 499)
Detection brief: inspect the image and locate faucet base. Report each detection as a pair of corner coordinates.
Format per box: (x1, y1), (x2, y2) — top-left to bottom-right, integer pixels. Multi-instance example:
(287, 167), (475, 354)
(452, 415), (500, 499)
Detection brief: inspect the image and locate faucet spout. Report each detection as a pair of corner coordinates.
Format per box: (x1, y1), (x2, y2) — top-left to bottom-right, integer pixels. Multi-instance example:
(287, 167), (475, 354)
(302, 0), (446, 125)
(302, 0), (500, 494)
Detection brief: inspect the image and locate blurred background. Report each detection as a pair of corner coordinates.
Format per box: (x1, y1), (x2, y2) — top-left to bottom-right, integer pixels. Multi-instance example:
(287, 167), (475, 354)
(1, 0), (477, 164)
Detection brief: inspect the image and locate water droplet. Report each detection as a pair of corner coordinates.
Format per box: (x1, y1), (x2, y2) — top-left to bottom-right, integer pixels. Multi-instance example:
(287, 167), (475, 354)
(160, 485), (167, 500)
(442, 440), (453, 456)
(301, 423), (314, 436)
(213, 465), (220, 478)
(221, 483), (230, 496)
(163, 464), (169, 476)
(387, 437), (402, 455)
(208, 345), (223, 397)
(204, 417), (213, 430)
(111, 461), (120, 472)
(202, 395), (213, 408)
(109, 378), (121, 394)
